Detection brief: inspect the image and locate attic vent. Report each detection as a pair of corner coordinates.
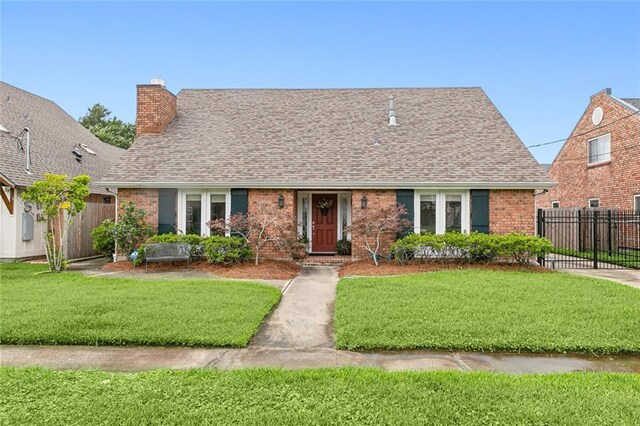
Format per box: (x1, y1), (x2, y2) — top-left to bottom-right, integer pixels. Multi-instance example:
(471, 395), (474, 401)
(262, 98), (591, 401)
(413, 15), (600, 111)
(388, 96), (398, 126)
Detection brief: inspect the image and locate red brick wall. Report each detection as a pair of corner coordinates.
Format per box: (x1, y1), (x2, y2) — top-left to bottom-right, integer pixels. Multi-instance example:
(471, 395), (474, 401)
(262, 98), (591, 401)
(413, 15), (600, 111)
(489, 189), (535, 235)
(117, 188), (158, 230)
(248, 189), (297, 259)
(538, 90), (640, 210)
(136, 84), (177, 136)
(350, 189), (397, 258)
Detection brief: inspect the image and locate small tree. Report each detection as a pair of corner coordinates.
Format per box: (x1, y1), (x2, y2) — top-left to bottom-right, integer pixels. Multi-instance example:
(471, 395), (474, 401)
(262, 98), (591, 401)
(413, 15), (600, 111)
(92, 202), (155, 259)
(346, 203), (412, 266)
(22, 174), (91, 272)
(208, 200), (298, 265)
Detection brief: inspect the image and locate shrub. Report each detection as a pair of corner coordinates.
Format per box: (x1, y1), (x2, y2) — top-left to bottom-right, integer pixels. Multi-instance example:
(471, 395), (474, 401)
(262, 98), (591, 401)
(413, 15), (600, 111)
(498, 233), (553, 265)
(133, 234), (204, 266)
(91, 219), (116, 257)
(336, 238), (352, 256)
(201, 236), (252, 264)
(467, 232), (502, 263)
(391, 232), (553, 266)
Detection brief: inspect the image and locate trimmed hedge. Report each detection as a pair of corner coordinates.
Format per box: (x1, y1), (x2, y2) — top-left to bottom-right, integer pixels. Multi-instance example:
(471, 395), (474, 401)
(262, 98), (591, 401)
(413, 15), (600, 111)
(201, 235), (252, 264)
(391, 232), (553, 265)
(133, 234), (251, 266)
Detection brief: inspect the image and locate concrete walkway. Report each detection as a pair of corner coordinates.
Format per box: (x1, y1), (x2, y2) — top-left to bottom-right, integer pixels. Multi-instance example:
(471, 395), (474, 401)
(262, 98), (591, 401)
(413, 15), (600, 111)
(557, 267), (640, 289)
(2, 345), (639, 374)
(251, 266), (337, 348)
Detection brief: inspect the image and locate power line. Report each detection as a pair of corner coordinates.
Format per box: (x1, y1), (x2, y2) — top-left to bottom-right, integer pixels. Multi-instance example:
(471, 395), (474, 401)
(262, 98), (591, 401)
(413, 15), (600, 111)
(548, 143), (638, 164)
(527, 109), (640, 148)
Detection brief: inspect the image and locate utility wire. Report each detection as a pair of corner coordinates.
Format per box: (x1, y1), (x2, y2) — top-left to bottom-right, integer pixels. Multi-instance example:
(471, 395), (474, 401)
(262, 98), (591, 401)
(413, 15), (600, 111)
(546, 143), (638, 164)
(527, 109), (640, 148)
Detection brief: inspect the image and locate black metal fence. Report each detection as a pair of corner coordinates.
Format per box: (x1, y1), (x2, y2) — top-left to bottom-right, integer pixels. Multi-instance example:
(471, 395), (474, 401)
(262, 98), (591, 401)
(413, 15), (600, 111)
(537, 208), (640, 269)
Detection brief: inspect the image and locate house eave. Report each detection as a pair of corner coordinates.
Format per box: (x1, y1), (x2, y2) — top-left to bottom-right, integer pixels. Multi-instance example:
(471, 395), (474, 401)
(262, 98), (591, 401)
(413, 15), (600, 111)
(97, 180), (556, 190)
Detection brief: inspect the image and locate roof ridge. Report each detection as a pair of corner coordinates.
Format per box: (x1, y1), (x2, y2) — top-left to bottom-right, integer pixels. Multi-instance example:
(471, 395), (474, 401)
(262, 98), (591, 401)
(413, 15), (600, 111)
(179, 86), (484, 92)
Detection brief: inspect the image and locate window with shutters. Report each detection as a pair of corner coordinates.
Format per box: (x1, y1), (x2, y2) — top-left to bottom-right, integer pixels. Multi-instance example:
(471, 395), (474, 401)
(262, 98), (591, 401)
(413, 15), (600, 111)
(414, 191), (470, 234)
(178, 189), (230, 235)
(587, 134), (611, 165)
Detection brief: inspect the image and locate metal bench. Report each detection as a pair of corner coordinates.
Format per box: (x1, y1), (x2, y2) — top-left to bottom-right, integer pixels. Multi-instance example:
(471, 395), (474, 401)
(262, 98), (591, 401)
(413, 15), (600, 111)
(144, 243), (191, 272)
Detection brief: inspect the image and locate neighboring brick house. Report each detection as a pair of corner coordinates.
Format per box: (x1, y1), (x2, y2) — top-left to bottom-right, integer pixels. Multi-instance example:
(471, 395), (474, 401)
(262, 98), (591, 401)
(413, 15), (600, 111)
(0, 82), (125, 260)
(100, 80), (551, 258)
(537, 89), (640, 211)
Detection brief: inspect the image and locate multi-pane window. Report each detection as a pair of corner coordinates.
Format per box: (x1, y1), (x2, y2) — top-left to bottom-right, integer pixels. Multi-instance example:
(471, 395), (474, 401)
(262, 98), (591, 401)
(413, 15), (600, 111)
(181, 191), (228, 236)
(417, 191), (468, 234)
(587, 134), (611, 165)
(210, 195), (226, 235)
(186, 194), (202, 235)
(445, 195), (462, 232)
(420, 195), (437, 234)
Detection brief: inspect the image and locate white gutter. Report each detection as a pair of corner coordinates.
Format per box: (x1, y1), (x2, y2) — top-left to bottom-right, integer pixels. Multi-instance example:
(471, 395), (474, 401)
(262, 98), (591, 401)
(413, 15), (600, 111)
(97, 180), (556, 190)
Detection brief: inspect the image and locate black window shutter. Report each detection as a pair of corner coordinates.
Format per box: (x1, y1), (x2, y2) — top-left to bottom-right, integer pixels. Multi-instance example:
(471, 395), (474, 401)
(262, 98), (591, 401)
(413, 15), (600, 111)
(230, 189), (249, 215)
(396, 189), (414, 237)
(471, 189), (490, 233)
(158, 189), (177, 234)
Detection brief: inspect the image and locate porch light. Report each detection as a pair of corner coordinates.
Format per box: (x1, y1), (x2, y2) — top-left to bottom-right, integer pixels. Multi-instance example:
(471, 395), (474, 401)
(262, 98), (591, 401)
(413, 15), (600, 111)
(277, 194), (285, 208)
(361, 195), (368, 209)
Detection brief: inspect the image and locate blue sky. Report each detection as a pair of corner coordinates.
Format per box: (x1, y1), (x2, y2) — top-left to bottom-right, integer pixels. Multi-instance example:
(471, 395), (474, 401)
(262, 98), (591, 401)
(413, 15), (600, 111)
(1, 1), (639, 163)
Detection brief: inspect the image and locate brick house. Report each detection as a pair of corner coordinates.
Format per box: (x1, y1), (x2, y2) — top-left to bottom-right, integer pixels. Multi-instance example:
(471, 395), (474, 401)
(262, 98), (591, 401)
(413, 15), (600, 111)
(537, 89), (640, 211)
(99, 80), (551, 258)
(0, 82), (125, 260)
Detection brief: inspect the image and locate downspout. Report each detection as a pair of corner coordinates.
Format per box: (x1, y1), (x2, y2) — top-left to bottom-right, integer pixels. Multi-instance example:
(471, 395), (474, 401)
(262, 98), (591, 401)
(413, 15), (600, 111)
(105, 188), (118, 262)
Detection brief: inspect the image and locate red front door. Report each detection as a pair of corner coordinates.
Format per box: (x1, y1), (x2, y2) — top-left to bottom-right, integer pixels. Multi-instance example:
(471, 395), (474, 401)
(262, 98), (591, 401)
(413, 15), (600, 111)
(312, 194), (338, 253)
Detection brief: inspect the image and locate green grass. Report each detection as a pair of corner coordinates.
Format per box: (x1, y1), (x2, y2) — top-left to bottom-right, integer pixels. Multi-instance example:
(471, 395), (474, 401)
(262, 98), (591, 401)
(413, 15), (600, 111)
(1, 368), (639, 425)
(552, 248), (640, 268)
(335, 270), (640, 353)
(0, 263), (280, 347)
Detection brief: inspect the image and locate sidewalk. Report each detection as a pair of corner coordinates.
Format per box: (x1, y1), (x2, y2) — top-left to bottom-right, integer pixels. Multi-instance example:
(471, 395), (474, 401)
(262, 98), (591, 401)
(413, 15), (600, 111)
(2, 345), (639, 374)
(557, 268), (640, 289)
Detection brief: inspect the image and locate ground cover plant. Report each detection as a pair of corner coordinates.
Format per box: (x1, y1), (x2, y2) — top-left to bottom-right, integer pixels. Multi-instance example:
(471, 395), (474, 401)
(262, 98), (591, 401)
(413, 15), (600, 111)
(0, 263), (280, 347)
(335, 270), (640, 353)
(1, 368), (639, 425)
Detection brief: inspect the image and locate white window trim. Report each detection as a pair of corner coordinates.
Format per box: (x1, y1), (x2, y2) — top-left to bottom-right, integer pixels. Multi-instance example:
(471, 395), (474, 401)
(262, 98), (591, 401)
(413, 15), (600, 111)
(414, 190), (470, 234)
(297, 191), (351, 252)
(588, 198), (600, 208)
(587, 133), (611, 166)
(551, 201), (560, 209)
(177, 189), (231, 236)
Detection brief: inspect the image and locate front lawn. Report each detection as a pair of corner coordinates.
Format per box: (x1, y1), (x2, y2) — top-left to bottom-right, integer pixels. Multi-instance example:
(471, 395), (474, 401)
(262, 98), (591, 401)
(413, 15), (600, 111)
(552, 248), (640, 269)
(2, 368), (639, 425)
(0, 263), (280, 347)
(335, 270), (640, 353)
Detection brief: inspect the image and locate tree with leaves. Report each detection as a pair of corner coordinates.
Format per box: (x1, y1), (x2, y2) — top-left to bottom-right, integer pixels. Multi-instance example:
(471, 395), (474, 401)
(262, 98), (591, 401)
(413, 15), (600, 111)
(22, 174), (91, 272)
(346, 203), (412, 266)
(79, 104), (135, 149)
(208, 201), (299, 265)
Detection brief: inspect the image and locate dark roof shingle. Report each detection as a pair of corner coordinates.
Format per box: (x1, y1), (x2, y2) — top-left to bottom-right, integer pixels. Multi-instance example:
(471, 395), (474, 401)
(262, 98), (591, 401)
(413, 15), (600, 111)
(0, 82), (125, 194)
(102, 87), (550, 188)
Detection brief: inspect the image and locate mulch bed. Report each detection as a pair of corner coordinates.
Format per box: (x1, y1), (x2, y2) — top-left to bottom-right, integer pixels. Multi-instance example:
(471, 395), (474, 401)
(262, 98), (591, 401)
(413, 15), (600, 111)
(102, 259), (302, 280)
(338, 259), (551, 278)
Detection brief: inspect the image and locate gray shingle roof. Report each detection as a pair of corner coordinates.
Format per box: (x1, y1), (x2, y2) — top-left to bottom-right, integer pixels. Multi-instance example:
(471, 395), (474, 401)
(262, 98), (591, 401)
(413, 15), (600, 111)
(621, 98), (640, 110)
(102, 88), (551, 188)
(0, 82), (125, 194)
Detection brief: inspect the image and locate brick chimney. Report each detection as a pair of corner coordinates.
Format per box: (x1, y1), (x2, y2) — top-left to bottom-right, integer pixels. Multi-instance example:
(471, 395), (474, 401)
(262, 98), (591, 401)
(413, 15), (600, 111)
(136, 78), (177, 136)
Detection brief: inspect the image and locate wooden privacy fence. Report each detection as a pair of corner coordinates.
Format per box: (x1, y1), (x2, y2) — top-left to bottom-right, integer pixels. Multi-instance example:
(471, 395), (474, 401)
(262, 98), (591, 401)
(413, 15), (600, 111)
(63, 202), (115, 260)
